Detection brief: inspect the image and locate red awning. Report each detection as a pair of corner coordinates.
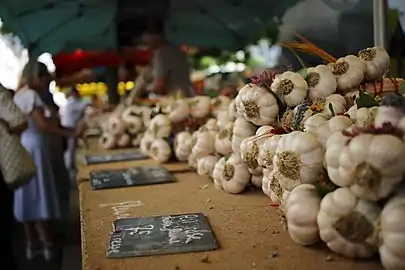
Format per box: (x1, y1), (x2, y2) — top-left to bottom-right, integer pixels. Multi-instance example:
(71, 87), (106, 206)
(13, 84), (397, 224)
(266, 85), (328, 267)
(53, 49), (153, 75)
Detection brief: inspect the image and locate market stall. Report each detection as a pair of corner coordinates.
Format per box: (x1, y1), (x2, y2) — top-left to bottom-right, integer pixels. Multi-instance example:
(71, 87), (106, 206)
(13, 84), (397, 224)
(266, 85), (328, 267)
(77, 139), (381, 270)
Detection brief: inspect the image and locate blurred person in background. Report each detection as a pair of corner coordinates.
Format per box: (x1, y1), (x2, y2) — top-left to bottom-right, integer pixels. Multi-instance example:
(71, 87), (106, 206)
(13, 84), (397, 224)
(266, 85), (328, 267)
(61, 86), (90, 180)
(141, 19), (194, 98)
(0, 83), (28, 270)
(13, 60), (76, 261)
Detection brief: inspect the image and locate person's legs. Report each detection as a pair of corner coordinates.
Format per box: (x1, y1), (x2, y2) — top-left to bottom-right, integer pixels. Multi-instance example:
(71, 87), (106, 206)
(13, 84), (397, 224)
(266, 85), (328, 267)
(35, 220), (54, 260)
(23, 222), (36, 259)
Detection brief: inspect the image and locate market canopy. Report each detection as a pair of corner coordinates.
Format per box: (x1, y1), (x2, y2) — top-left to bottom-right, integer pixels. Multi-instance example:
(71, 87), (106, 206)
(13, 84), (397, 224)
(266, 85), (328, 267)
(0, 0), (303, 57)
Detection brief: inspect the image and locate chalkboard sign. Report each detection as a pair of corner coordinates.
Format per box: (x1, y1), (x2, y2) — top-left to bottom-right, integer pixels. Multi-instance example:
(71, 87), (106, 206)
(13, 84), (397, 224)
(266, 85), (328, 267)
(85, 151), (148, 165)
(90, 166), (175, 190)
(107, 213), (218, 258)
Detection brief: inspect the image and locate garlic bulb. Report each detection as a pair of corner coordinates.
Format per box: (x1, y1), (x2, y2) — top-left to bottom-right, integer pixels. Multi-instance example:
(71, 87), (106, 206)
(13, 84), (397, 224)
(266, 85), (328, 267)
(317, 187), (380, 258)
(358, 46), (390, 81)
(235, 83), (279, 125)
(347, 105), (378, 128)
(379, 194), (405, 270)
(189, 96), (211, 118)
(221, 154), (251, 194)
(216, 110), (229, 130)
(148, 114), (172, 139)
(107, 117), (127, 136)
(231, 117), (257, 154)
(197, 155), (219, 178)
(140, 134), (154, 156)
(174, 131), (192, 161)
(215, 122), (233, 156)
(213, 157), (226, 190)
(286, 184), (321, 246)
(189, 131), (215, 168)
(211, 95), (230, 117)
(240, 135), (267, 175)
(325, 131), (405, 201)
(228, 99), (238, 121)
(304, 113), (330, 133)
(273, 131), (323, 190)
(125, 116), (143, 135)
(149, 139), (172, 163)
(330, 55), (366, 92)
(117, 133), (131, 147)
(314, 115), (353, 147)
(257, 135), (283, 169)
(271, 71), (308, 107)
(306, 65), (337, 99)
(169, 99), (189, 123)
(99, 132), (116, 149)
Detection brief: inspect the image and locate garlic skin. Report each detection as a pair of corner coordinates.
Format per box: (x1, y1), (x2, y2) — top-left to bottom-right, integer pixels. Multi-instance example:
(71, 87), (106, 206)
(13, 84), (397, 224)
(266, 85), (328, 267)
(325, 132), (405, 201)
(286, 184), (321, 246)
(358, 46), (390, 81)
(331, 55), (366, 92)
(149, 139), (172, 163)
(215, 122), (234, 156)
(174, 131), (192, 161)
(306, 65), (337, 99)
(213, 157), (226, 190)
(211, 95), (230, 117)
(273, 131), (323, 190)
(99, 132), (116, 149)
(231, 117), (257, 154)
(189, 96), (211, 118)
(250, 174), (263, 188)
(317, 187), (380, 259)
(314, 115), (353, 147)
(271, 71), (308, 107)
(267, 170), (284, 203)
(235, 83), (279, 125)
(169, 99), (189, 123)
(221, 154), (251, 194)
(197, 155), (219, 178)
(117, 133), (131, 147)
(379, 194), (405, 270)
(257, 134), (282, 169)
(148, 114), (172, 139)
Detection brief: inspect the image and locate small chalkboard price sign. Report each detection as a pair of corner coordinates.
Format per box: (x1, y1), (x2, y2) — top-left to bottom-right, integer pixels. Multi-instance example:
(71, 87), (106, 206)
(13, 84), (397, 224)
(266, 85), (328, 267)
(85, 151), (148, 165)
(107, 213), (218, 258)
(90, 166), (175, 190)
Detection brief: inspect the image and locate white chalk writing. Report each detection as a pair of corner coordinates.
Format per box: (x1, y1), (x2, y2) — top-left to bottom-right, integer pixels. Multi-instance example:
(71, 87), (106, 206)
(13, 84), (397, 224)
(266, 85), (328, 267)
(124, 224), (154, 236)
(100, 201), (144, 219)
(109, 234), (123, 254)
(160, 215), (208, 245)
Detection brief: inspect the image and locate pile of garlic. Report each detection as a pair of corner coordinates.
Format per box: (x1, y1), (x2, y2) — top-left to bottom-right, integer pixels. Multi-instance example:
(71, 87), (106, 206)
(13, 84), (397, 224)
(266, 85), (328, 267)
(178, 46), (405, 269)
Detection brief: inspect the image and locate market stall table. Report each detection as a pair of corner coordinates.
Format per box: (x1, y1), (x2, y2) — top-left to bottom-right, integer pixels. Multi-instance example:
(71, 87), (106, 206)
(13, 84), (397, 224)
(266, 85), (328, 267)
(78, 144), (383, 270)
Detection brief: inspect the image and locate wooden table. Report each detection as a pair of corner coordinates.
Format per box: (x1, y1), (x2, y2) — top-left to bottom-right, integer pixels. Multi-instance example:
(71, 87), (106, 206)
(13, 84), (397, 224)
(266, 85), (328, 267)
(78, 142), (383, 270)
